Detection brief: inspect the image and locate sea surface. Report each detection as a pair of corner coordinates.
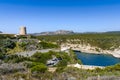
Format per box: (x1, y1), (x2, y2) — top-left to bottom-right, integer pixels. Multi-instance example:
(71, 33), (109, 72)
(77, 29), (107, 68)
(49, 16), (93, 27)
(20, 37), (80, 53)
(75, 51), (120, 66)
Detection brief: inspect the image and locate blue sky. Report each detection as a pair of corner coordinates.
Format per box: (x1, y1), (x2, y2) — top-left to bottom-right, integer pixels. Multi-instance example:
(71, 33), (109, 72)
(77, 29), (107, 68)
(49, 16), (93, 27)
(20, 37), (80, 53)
(0, 0), (120, 33)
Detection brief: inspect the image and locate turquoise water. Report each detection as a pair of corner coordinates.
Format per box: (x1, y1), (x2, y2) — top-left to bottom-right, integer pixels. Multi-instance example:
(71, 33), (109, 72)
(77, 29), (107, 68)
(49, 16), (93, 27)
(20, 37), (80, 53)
(75, 51), (120, 66)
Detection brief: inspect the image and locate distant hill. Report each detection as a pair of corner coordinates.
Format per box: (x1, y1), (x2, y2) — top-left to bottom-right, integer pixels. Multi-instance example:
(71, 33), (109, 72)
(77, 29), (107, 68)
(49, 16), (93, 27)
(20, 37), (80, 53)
(81, 31), (120, 34)
(31, 30), (120, 36)
(0, 31), (2, 33)
(31, 30), (74, 36)
(104, 31), (120, 34)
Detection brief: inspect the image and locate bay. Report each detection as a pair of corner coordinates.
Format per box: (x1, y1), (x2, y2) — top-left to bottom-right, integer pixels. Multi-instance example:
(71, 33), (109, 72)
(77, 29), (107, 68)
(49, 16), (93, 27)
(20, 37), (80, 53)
(75, 51), (120, 66)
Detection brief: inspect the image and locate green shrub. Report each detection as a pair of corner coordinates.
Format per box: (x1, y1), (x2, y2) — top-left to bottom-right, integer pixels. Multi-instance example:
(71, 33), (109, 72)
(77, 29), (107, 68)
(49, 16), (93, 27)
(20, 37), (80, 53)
(26, 62), (42, 68)
(31, 63), (47, 73)
(0, 52), (5, 59)
(105, 64), (120, 71)
(32, 52), (52, 64)
(3, 39), (16, 49)
(57, 59), (67, 67)
(56, 67), (65, 73)
(18, 42), (28, 50)
(37, 41), (59, 49)
(3, 55), (30, 63)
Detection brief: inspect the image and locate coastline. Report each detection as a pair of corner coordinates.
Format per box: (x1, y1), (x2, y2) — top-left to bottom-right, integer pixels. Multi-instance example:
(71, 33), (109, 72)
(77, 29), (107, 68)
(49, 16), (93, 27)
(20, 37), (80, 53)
(73, 48), (120, 58)
(61, 43), (120, 58)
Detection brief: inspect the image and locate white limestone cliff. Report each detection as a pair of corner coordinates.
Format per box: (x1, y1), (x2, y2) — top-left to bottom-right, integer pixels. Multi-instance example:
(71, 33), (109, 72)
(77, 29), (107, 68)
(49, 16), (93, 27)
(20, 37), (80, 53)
(61, 43), (120, 58)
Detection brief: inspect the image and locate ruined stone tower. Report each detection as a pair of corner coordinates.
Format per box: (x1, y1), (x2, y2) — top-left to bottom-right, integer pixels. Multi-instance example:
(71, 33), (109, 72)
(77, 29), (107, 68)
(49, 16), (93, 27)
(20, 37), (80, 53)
(19, 26), (27, 35)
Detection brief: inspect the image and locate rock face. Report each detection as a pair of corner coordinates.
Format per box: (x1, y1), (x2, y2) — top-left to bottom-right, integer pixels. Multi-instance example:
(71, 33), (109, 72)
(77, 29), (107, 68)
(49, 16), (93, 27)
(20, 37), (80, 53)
(61, 43), (120, 58)
(32, 30), (74, 36)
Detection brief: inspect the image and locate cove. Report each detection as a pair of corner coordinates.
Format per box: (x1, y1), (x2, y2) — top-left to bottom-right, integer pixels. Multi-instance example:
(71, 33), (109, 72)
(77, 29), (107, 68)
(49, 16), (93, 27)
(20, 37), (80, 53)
(74, 51), (120, 66)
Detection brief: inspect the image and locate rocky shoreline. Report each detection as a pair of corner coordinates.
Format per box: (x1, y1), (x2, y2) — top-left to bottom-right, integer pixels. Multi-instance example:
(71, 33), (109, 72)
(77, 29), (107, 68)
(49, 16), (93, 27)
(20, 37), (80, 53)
(61, 43), (120, 58)
(67, 63), (105, 70)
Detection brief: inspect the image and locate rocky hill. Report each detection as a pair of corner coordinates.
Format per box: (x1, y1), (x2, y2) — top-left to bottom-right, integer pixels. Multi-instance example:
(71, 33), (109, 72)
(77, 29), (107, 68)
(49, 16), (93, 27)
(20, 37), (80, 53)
(32, 30), (74, 36)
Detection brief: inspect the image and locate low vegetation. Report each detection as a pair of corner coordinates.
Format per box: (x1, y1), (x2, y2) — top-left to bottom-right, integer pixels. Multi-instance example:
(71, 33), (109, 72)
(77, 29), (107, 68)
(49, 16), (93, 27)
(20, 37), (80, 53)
(37, 41), (59, 49)
(0, 34), (120, 80)
(37, 33), (120, 50)
(0, 37), (59, 54)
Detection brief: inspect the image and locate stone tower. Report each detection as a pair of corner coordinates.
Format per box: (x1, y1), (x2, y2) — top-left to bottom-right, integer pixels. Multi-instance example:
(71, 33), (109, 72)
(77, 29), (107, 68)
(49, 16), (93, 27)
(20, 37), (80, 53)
(19, 26), (27, 35)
